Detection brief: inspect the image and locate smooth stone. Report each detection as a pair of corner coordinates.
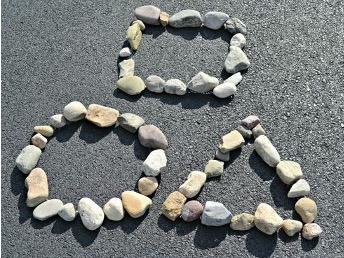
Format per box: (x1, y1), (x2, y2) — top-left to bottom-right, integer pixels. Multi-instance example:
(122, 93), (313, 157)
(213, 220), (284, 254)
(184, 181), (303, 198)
(242, 115), (260, 129)
(302, 223), (322, 240)
(213, 82), (237, 98)
(230, 213), (255, 231)
(254, 203), (283, 235)
(181, 200), (203, 222)
(145, 75), (165, 93)
(276, 160), (303, 185)
(288, 179), (311, 198)
(121, 191), (152, 218)
(118, 113), (145, 133)
(178, 171), (206, 198)
(215, 149), (230, 162)
(126, 23), (142, 50)
(252, 124), (266, 139)
(161, 191), (187, 221)
(230, 33), (246, 48)
(224, 72), (242, 85)
(58, 203), (76, 221)
(132, 20), (145, 30)
(118, 59), (135, 78)
(138, 177), (159, 196)
(49, 114), (67, 128)
(117, 76), (145, 95)
(295, 197), (317, 223)
(187, 72), (219, 93)
(85, 104), (120, 127)
(201, 201), (232, 226)
(16, 145), (42, 174)
(219, 130), (245, 152)
(160, 11), (169, 26)
(282, 219), (303, 236)
(25, 168), (48, 207)
(33, 199), (63, 221)
(33, 125), (54, 137)
(78, 198), (105, 230)
(103, 198), (124, 221)
(204, 160), (224, 178)
(224, 18), (247, 35)
(31, 133), (47, 149)
(236, 125), (252, 139)
(203, 11), (229, 30)
(142, 149), (167, 176)
(63, 101), (87, 122)
(119, 47), (132, 57)
(134, 5), (161, 25)
(164, 79), (187, 95)
(169, 10), (202, 28)
(224, 46), (250, 74)
(254, 135), (281, 167)
(138, 124), (168, 149)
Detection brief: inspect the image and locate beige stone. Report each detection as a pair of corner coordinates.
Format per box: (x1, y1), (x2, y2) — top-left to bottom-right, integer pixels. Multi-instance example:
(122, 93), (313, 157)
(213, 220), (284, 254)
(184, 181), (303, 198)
(132, 20), (145, 30)
(218, 130), (245, 152)
(295, 197), (317, 223)
(85, 104), (120, 127)
(204, 160), (224, 178)
(178, 171), (206, 198)
(160, 11), (169, 26)
(33, 125), (54, 137)
(254, 203), (283, 235)
(121, 191), (152, 218)
(230, 213), (255, 231)
(117, 76), (146, 95)
(138, 177), (159, 196)
(25, 168), (49, 207)
(302, 223), (322, 240)
(31, 133), (47, 149)
(282, 219), (303, 236)
(126, 23), (142, 50)
(162, 191), (187, 221)
(276, 160), (303, 185)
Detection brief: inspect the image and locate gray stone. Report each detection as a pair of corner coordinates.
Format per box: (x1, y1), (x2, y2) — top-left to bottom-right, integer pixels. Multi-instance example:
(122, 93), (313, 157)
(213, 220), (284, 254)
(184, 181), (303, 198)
(119, 47), (132, 57)
(288, 179), (310, 198)
(224, 18), (247, 35)
(33, 199), (63, 221)
(164, 79), (187, 95)
(138, 124), (168, 149)
(31, 133), (47, 149)
(302, 223), (322, 240)
(145, 75), (165, 93)
(213, 82), (237, 98)
(16, 145), (42, 174)
(118, 113), (145, 133)
(187, 72), (219, 93)
(178, 171), (206, 198)
(78, 197), (105, 230)
(118, 59), (134, 78)
(276, 160), (303, 185)
(201, 201), (232, 226)
(49, 114), (67, 128)
(134, 5), (161, 25)
(58, 203), (76, 222)
(103, 198), (124, 221)
(254, 203), (283, 235)
(169, 10), (202, 28)
(215, 149), (230, 162)
(142, 149), (167, 176)
(203, 11), (229, 30)
(181, 200), (203, 222)
(230, 33), (246, 48)
(254, 135), (281, 167)
(224, 72), (242, 85)
(63, 101), (87, 122)
(242, 115), (260, 129)
(252, 124), (266, 139)
(224, 46), (250, 74)
(236, 125), (252, 139)
(204, 160), (224, 178)
(117, 76), (145, 95)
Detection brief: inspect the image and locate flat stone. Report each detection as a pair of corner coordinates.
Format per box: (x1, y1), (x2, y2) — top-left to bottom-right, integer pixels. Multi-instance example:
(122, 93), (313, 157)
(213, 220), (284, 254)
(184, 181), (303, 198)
(215, 149), (230, 162)
(282, 219), (303, 236)
(252, 124), (266, 139)
(224, 18), (247, 35)
(118, 113), (145, 133)
(118, 59), (135, 78)
(254, 135), (281, 167)
(16, 145), (42, 174)
(254, 203), (283, 235)
(78, 197), (105, 230)
(302, 223), (322, 240)
(31, 133), (47, 149)
(33, 199), (63, 221)
(138, 177), (159, 196)
(224, 72), (242, 85)
(230, 213), (255, 231)
(122, 191), (152, 218)
(138, 124), (168, 149)
(134, 5), (161, 25)
(142, 149), (167, 176)
(219, 130), (245, 152)
(49, 114), (67, 128)
(162, 191), (187, 221)
(85, 104), (120, 127)
(117, 76), (145, 95)
(204, 160), (224, 178)
(295, 197), (317, 223)
(236, 125), (252, 139)
(201, 201), (232, 226)
(276, 160), (303, 185)
(25, 168), (48, 207)
(203, 11), (229, 30)
(181, 200), (203, 222)
(242, 115), (260, 130)
(119, 47), (132, 57)
(164, 79), (187, 95)
(288, 179), (311, 198)
(103, 198), (124, 221)
(58, 203), (76, 221)
(187, 72), (219, 93)
(33, 125), (54, 137)
(160, 11), (169, 26)
(178, 171), (206, 198)
(145, 75), (165, 93)
(132, 20), (145, 30)
(224, 46), (250, 74)
(230, 33), (246, 48)
(63, 101), (87, 122)
(169, 10), (202, 28)
(213, 82), (237, 98)
(126, 23), (142, 50)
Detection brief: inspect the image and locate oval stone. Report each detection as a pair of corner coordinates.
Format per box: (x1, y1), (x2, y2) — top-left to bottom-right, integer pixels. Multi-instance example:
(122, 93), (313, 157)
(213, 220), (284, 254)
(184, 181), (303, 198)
(138, 124), (168, 149)
(33, 125), (54, 137)
(103, 198), (124, 221)
(164, 79), (187, 95)
(63, 101), (87, 122)
(16, 145), (42, 174)
(145, 75), (165, 93)
(302, 223), (322, 240)
(138, 177), (159, 196)
(33, 199), (63, 221)
(169, 10), (202, 28)
(230, 33), (247, 49)
(213, 82), (237, 98)
(203, 11), (229, 30)
(118, 113), (145, 133)
(295, 197), (317, 223)
(78, 198), (104, 230)
(254, 135), (281, 167)
(282, 219), (303, 236)
(178, 171), (206, 198)
(142, 149), (167, 176)
(181, 200), (203, 222)
(134, 5), (161, 25)
(117, 76), (145, 95)
(85, 104), (120, 127)
(224, 72), (242, 85)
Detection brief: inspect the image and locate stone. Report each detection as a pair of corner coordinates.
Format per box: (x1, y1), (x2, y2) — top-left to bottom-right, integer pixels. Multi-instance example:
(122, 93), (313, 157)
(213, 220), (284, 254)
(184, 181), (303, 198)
(288, 179), (311, 198)
(15, 145), (42, 174)
(224, 18), (247, 35)
(63, 101), (87, 122)
(134, 5), (161, 25)
(58, 203), (76, 221)
(126, 23), (142, 50)
(224, 46), (250, 74)
(119, 47), (132, 57)
(33, 125), (54, 137)
(230, 213), (255, 231)
(118, 59), (135, 78)
(49, 114), (67, 128)
(132, 20), (145, 31)
(203, 11), (229, 30)
(254, 135), (281, 167)
(276, 160), (303, 185)
(122, 191), (152, 218)
(204, 160), (224, 178)
(236, 125), (252, 139)
(162, 191), (187, 221)
(138, 124), (168, 149)
(31, 133), (47, 149)
(302, 223), (322, 240)
(78, 198), (105, 230)
(201, 201), (232, 226)
(169, 10), (202, 28)
(282, 219), (303, 236)
(219, 130), (245, 152)
(138, 177), (159, 196)
(187, 72), (219, 93)
(33, 199), (63, 221)
(252, 124), (266, 139)
(103, 198), (124, 221)
(224, 72), (242, 85)
(181, 200), (203, 222)
(118, 113), (145, 133)
(117, 76), (145, 95)
(145, 75), (165, 93)
(25, 168), (48, 207)
(230, 33), (246, 48)
(142, 149), (167, 176)
(178, 171), (206, 198)
(254, 203), (283, 235)
(160, 11), (169, 26)
(215, 149), (230, 162)
(242, 115), (260, 130)
(213, 82), (237, 98)
(164, 79), (187, 95)
(295, 197), (317, 223)
(85, 104), (120, 127)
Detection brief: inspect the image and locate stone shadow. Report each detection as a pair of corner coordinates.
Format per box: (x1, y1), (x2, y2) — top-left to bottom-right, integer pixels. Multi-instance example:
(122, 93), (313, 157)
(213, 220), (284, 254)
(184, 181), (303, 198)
(245, 228), (278, 258)
(248, 150), (276, 181)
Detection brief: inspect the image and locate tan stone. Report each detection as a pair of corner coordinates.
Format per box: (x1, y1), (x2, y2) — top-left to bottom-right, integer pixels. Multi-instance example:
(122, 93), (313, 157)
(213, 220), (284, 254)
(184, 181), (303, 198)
(282, 219), (303, 236)
(132, 20), (145, 30)
(162, 191), (187, 221)
(138, 177), (159, 196)
(160, 11), (169, 26)
(25, 168), (49, 207)
(302, 223), (322, 240)
(117, 76), (146, 95)
(230, 213), (255, 231)
(276, 160), (303, 185)
(218, 130), (245, 152)
(121, 191), (152, 218)
(85, 104), (120, 127)
(204, 160), (224, 178)
(178, 171), (206, 198)
(31, 133), (47, 149)
(126, 23), (142, 50)
(254, 203), (283, 235)
(295, 197), (317, 223)
(33, 125), (54, 137)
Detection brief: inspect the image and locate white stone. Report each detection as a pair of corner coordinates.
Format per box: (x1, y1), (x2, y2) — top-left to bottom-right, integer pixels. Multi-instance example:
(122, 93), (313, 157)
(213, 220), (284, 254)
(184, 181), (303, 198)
(276, 160), (303, 185)
(187, 72), (219, 93)
(230, 33), (246, 49)
(213, 82), (237, 98)
(254, 135), (281, 167)
(203, 12), (229, 30)
(224, 46), (250, 74)
(288, 179), (311, 198)
(31, 133), (47, 149)
(63, 101), (87, 122)
(49, 114), (67, 128)
(145, 75), (165, 93)
(103, 198), (125, 221)
(78, 198), (104, 230)
(164, 79), (187, 95)
(33, 199), (63, 221)
(118, 59), (135, 78)
(15, 145), (42, 174)
(119, 47), (132, 57)
(224, 72), (242, 85)
(58, 203), (76, 221)
(178, 171), (206, 198)
(142, 149), (167, 176)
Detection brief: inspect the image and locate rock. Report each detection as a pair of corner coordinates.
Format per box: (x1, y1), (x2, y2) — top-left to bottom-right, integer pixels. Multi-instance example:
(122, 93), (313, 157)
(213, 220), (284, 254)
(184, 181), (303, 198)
(85, 104), (120, 127)
(282, 219), (303, 236)
(103, 198), (124, 221)
(276, 160), (303, 185)
(187, 72), (219, 93)
(236, 125), (252, 139)
(132, 20), (145, 30)
(142, 149), (167, 176)
(138, 177), (159, 196)
(122, 191), (152, 218)
(215, 149), (230, 162)
(224, 18), (247, 35)
(204, 160), (224, 178)
(254, 135), (281, 167)
(219, 130), (245, 152)
(126, 23), (142, 50)
(213, 82), (237, 98)
(178, 171), (206, 198)
(16, 145), (42, 174)
(162, 191), (187, 221)
(25, 168), (48, 207)
(119, 47), (132, 57)
(50, 114), (67, 128)
(224, 72), (242, 85)
(224, 46), (250, 74)
(33, 199), (63, 221)
(138, 124), (168, 149)
(145, 75), (165, 93)
(169, 10), (202, 28)
(63, 101), (87, 122)
(254, 203), (283, 235)
(288, 179), (310, 198)
(134, 5), (161, 25)
(252, 124), (266, 139)
(33, 125), (54, 137)
(242, 115), (260, 130)
(230, 213), (255, 231)
(230, 33), (246, 48)
(31, 133), (47, 149)
(295, 197), (317, 223)
(58, 203), (76, 221)
(181, 200), (203, 222)
(164, 79), (187, 95)
(203, 11), (229, 30)
(118, 113), (145, 133)
(201, 201), (232, 226)
(78, 198), (105, 230)
(117, 76), (145, 95)
(118, 59), (135, 78)
(160, 11), (169, 26)
(302, 223), (322, 240)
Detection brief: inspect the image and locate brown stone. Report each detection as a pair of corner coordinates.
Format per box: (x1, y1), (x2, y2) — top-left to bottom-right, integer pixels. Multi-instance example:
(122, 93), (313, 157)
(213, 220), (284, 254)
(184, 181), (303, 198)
(138, 124), (168, 149)
(86, 104), (120, 127)
(138, 177), (159, 196)
(162, 191), (187, 221)
(121, 191), (152, 218)
(25, 168), (49, 207)
(160, 11), (169, 26)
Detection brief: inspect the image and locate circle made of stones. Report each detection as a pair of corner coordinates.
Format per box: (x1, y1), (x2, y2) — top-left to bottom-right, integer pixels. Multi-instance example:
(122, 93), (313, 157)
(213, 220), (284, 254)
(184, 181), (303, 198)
(116, 6), (250, 99)
(15, 101), (169, 231)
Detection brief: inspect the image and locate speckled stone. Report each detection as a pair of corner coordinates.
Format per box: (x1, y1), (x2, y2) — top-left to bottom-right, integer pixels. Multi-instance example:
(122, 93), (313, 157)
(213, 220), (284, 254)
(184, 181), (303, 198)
(213, 82), (237, 98)
(187, 72), (219, 93)
(25, 168), (48, 207)
(236, 125), (252, 139)
(295, 197), (317, 223)
(201, 201), (232, 226)
(204, 160), (224, 178)
(224, 72), (242, 85)
(164, 79), (187, 95)
(181, 200), (203, 222)
(33, 125), (54, 137)
(118, 113), (145, 133)
(224, 17), (247, 35)
(33, 199), (63, 221)
(78, 198), (104, 230)
(117, 76), (145, 95)
(49, 114), (67, 128)
(219, 130), (245, 152)
(178, 171), (206, 198)
(63, 101), (87, 122)
(86, 104), (120, 127)
(103, 198), (124, 221)
(241, 115), (260, 129)
(58, 203), (76, 222)
(134, 5), (161, 25)
(162, 191), (187, 221)
(138, 177), (159, 196)
(122, 191), (152, 218)
(126, 23), (142, 50)
(282, 219), (303, 236)
(224, 46), (250, 74)
(159, 11), (169, 26)
(252, 124), (266, 139)
(169, 10), (202, 28)
(230, 213), (255, 231)
(215, 149), (230, 162)
(230, 33), (246, 48)
(145, 75), (165, 93)
(16, 145), (42, 174)
(31, 133), (47, 149)
(138, 124), (168, 149)
(142, 149), (167, 176)
(302, 223), (322, 240)
(254, 135), (281, 167)
(276, 160), (303, 185)
(254, 203), (283, 235)
(118, 59), (135, 78)
(288, 179), (311, 198)
(203, 11), (229, 30)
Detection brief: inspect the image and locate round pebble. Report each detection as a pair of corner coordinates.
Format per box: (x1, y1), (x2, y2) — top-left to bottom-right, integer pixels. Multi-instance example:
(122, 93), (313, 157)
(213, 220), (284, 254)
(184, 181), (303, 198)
(58, 203), (76, 222)
(302, 223), (323, 240)
(63, 101), (87, 122)
(230, 33), (246, 48)
(117, 76), (145, 95)
(181, 200), (203, 222)
(138, 124), (168, 150)
(282, 219), (303, 236)
(103, 198), (125, 221)
(134, 5), (161, 25)
(138, 177), (159, 196)
(203, 11), (229, 30)
(276, 160), (303, 185)
(15, 145), (42, 174)
(295, 197), (317, 223)
(33, 199), (63, 221)
(224, 72), (242, 85)
(49, 114), (67, 128)
(78, 197), (104, 230)
(169, 10), (202, 28)
(33, 125), (54, 137)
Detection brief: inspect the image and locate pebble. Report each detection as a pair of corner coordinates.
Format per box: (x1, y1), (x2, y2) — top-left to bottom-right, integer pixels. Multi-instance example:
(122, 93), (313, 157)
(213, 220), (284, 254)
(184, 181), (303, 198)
(230, 33), (246, 48)
(201, 201), (232, 226)
(103, 198), (124, 221)
(213, 82), (237, 98)
(132, 20), (146, 30)
(282, 219), (303, 236)
(187, 72), (219, 93)
(118, 59), (135, 78)
(254, 203), (283, 235)
(117, 75), (145, 95)
(224, 18), (247, 35)
(142, 149), (167, 176)
(169, 10), (202, 28)
(181, 200), (203, 222)
(288, 179), (310, 198)
(254, 135), (281, 167)
(224, 46), (250, 74)
(178, 171), (206, 198)
(138, 124), (168, 149)
(160, 11), (169, 26)
(162, 191), (187, 221)
(31, 133), (47, 149)
(119, 47), (132, 57)
(204, 160), (224, 178)
(118, 113), (145, 133)
(252, 124), (266, 139)
(224, 72), (242, 85)
(78, 198), (104, 230)
(164, 79), (187, 95)
(58, 203), (76, 221)
(145, 75), (165, 93)
(85, 104), (120, 127)
(230, 213), (255, 231)
(122, 191), (152, 218)
(295, 197), (317, 223)
(33, 199), (63, 221)
(242, 115), (260, 129)
(218, 130), (245, 152)
(276, 160), (303, 185)
(63, 101), (87, 122)
(25, 168), (48, 207)
(49, 114), (67, 128)
(134, 5), (161, 25)
(16, 145), (42, 174)
(215, 149), (230, 162)
(203, 11), (229, 30)
(302, 223), (322, 240)
(138, 177), (159, 196)
(33, 125), (54, 137)
(236, 125), (252, 139)
(126, 23), (142, 50)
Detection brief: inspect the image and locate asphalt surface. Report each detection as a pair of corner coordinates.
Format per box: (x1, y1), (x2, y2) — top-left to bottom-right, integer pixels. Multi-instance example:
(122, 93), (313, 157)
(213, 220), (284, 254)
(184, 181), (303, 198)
(2, 0), (344, 257)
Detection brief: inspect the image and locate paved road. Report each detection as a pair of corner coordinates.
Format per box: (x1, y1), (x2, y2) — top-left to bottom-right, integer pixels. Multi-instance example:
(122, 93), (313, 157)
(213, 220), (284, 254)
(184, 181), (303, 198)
(2, 0), (343, 257)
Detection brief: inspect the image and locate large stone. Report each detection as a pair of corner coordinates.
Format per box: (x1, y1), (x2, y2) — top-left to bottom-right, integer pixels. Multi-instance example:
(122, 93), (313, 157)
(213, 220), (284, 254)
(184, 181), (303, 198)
(254, 135), (281, 167)
(164, 79), (187, 95)
(162, 191), (187, 221)
(224, 46), (250, 74)
(78, 198), (105, 230)
(49, 114), (67, 128)
(145, 75), (165, 93)
(169, 10), (202, 28)
(224, 18), (247, 35)
(33, 125), (54, 137)
(138, 177), (159, 196)
(224, 72), (242, 85)
(31, 133), (47, 149)
(103, 198), (124, 221)
(126, 23), (142, 50)
(242, 115), (260, 129)
(138, 124), (168, 149)
(295, 197), (317, 223)
(25, 168), (48, 207)
(282, 219), (303, 236)
(118, 113), (145, 133)
(219, 130), (245, 152)
(58, 203), (76, 222)
(122, 191), (152, 218)
(86, 104), (120, 127)
(118, 59), (135, 78)
(178, 171), (206, 198)
(213, 82), (237, 98)
(288, 179), (310, 198)
(187, 72), (219, 93)
(230, 33), (246, 49)
(63, 101), (87, 122)
(230, 213), (255, 231)
(134, 5), (161, 25)
(117, 76), (145, 95)
(276, 160), (303, 185)
(142, 149), (167, 176)
(181, 200), (203, 222)
(201, 201), (232, 226)
(302, 223), (322, 240)
(203, 11), (229, 30)
(254, 203), (283, 235)
(16, 145), (42, 174)
(33, 199), (63, 221)
(204, 160), (224, 178)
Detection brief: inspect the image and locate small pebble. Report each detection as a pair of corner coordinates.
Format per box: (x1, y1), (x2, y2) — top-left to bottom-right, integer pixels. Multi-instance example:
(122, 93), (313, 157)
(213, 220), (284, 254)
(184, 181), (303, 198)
(219, 130), (245, 152)
(230, 33), (246, 48)
(224, 72), (242, 85)
(119, 47), (132, 57)
(63, 101), (87, 122)
(213, 82), (237, 98)
(295, 197), (317, 223)
(103, 198), (124, 221)
(33, 199), (63, 221)
(145, 75), (165, 93)
(86, 104), (120, 127)
(169, 10), (202, 28)
(204, 160), (224, 178)
(159, 11), (169, 26)
(288, 179), (310, 198)
(178, 171), (206, 198)
(33, 125), (54, 137)
(142, 149), (167, 176)
(138, 177), (159, 196)
(118, 59), (135, 78)
(118, 113), (145, 133)
(254, 135), (281, 167)
(132, 20), (146, 30)
(58, 203), (76, 222)
(236, 125), (252, 139)
(25, 168), (48, 207)
(122, 191), (152, 218)
(242, 115), (260, 130)
(49, 114), (67, 128)
(16, 145), (42, 174)
(276, 160), (303, 185)
(134, 5), (161, 25)
(203, 11), (229, 30)
(224, 18), (247, 35)
(187, 72), (219, 93)
(78, 198), (104, 230)
(282, 219), (303, 236)
(162, 191), (187, 221)
(302, 223), (322, 240)
(164, 79), (187, 95)
(254, 203), (283, 235)
(117, 76), (145, 95)
(224, 46), (250, 74)
(230, 213), (255, 231)
(31, 133), (47, 149)
(215, 149), (230, 162)
(126, 23), (142, 50)
(181, 200), (203, 222)
(138, 124), (168, 149)
(252, 124), (266, 139)
(201, 201), (232, 226)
